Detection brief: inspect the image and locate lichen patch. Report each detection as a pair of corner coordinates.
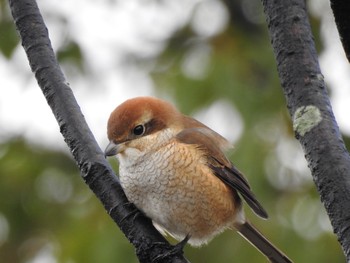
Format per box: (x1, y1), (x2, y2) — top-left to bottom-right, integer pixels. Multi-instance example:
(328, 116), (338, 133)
(293, 105), (322, 136)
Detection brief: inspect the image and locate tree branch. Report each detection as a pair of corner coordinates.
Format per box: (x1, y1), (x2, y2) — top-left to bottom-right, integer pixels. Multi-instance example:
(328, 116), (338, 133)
(262, 0), (350, 260)
(8, 0), (189, 262)
(329, 0), (350, 62)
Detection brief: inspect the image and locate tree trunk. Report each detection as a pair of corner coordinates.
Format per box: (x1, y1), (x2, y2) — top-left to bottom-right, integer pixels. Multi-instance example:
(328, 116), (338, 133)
(8, 0), (189, 262)
(330, 0), (350, 62)
(262, 0), (350, 260)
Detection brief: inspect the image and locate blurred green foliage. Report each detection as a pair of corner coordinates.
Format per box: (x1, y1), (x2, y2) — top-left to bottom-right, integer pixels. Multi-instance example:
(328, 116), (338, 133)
(0, 139), (136, 263)
(0, 0), (348, 262)
(0, 0), (19, 58)
(57, 41), (84, 72)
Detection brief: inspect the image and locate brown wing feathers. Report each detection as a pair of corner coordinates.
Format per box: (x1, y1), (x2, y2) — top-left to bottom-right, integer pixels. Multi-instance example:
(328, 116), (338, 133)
(209, 157), (268, 219)
(176, 126), (268, 219)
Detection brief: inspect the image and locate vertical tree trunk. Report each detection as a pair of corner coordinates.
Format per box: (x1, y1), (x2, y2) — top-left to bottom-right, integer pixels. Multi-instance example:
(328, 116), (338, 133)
(262, 0), (350, 260)
(330, 0), (350, 62)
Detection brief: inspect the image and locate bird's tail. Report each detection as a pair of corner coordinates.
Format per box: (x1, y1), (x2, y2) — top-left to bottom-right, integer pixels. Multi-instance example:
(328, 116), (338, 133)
(236, 221), (293, 263)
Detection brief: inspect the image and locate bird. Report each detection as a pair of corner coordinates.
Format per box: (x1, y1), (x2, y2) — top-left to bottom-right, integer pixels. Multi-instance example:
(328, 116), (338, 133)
(104, 96), (292, 263)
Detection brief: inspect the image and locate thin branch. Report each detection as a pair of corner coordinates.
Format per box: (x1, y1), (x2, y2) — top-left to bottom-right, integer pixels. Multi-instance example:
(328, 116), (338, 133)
(8, 0), (189, 262)
(262, 0), (350, 260)
(330, 0), (350, 62)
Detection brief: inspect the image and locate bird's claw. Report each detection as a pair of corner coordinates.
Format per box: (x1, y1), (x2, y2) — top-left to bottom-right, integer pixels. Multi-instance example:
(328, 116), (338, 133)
(152, 235), (190, 262)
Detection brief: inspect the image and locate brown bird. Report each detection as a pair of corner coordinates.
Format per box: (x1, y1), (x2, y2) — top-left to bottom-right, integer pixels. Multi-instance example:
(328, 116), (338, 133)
(105, 96), (292, 263)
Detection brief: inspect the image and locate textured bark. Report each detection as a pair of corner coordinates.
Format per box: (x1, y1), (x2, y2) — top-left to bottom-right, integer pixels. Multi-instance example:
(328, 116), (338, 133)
(330, 0), (350, 62)
(262, 0), (350, 260)
(8, 0), (189, 262)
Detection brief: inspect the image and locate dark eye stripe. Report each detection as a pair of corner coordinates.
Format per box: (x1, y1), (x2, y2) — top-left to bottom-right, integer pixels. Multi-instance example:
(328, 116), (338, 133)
(130, 119), (166, 140)
(144, 118), (166, 136)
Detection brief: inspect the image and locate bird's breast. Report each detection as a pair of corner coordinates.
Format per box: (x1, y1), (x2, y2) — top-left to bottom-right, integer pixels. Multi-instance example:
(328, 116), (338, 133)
(118, 139), (240, 246)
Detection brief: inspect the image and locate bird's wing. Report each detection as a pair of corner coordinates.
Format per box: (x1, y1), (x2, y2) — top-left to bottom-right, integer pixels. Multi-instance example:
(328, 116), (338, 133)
(176, 127), (268, 219)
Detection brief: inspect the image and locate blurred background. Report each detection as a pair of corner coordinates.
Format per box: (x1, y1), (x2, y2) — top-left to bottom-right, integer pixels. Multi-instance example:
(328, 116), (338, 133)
(0, 0), (349, 262)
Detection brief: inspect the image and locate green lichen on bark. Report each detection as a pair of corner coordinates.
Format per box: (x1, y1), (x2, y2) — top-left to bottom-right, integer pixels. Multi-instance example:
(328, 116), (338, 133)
(293, 105), (322, 136)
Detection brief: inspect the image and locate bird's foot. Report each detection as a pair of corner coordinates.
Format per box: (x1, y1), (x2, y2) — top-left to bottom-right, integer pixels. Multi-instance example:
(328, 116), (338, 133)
(152, 235), (190, 262)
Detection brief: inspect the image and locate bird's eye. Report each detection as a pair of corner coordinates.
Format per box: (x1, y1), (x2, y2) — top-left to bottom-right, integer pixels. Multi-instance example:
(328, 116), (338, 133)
(133, 125), (145, 136)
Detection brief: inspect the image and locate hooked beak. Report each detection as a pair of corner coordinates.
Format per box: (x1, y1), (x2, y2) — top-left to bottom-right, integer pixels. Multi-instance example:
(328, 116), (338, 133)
(104, 141), (124, 158)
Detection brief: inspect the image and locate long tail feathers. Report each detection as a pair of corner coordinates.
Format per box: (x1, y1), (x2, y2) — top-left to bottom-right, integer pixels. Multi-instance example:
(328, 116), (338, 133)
(236, 222), (293, 263)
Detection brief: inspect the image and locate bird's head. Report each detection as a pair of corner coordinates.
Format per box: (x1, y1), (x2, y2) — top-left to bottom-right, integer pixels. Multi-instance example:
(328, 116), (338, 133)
(104, 96), (183, 157)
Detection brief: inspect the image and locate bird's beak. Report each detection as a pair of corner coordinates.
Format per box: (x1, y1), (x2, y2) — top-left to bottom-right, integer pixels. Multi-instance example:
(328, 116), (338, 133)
(104, 141), (124, 157)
